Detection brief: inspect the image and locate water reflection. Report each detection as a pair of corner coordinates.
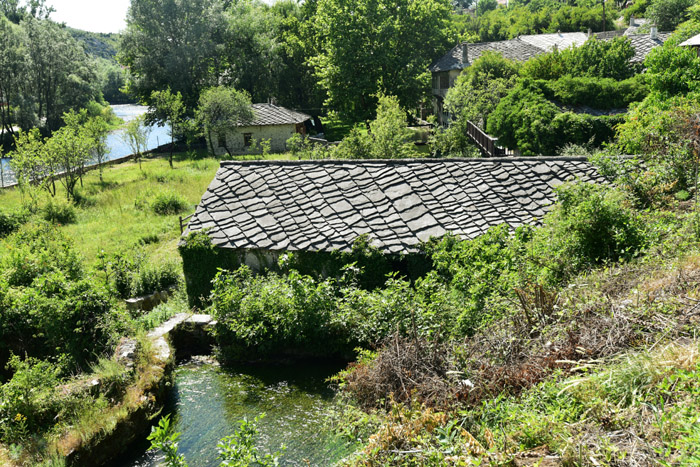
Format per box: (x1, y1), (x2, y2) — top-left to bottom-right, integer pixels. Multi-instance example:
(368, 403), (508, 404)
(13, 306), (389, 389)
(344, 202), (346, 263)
(119, 359), (355, 467)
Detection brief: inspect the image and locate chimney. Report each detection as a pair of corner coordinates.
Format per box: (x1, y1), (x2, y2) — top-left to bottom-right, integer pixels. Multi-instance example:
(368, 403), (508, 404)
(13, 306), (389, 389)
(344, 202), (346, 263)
(629, 15), (635, 27)
(461, 43), (468, 64)
(650, 26), (658, 40)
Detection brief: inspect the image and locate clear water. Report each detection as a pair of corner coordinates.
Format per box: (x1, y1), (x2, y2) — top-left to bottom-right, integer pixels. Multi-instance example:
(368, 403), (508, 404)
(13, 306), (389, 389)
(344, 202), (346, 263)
(119, 358), (355, 467)
(0, 104), (171, 187)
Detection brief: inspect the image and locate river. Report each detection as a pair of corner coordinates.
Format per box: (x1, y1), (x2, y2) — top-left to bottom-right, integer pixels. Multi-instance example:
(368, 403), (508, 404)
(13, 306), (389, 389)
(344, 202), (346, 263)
(118, 358), (355, 466)
(0, 104), (171, 187)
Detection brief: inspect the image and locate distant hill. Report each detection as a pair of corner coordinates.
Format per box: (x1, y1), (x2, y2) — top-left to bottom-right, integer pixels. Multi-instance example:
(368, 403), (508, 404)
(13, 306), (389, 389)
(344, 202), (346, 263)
(67, 27), (120, 62)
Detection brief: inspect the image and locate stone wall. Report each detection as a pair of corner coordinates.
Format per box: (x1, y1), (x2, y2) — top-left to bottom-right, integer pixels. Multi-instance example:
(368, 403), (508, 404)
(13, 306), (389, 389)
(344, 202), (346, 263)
(213, 124), (299, 155)
(64, 314), (216, 467)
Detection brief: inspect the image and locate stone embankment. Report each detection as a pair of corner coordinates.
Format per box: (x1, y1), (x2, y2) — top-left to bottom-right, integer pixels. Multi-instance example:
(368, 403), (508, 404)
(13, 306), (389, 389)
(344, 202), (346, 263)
(64, 313), (215, 466)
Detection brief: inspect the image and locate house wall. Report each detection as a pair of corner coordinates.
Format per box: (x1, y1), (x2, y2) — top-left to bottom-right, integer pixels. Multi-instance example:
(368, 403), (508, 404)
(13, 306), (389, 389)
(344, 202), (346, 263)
(213, 123), (305, 156)
(431, 69), (463, 126)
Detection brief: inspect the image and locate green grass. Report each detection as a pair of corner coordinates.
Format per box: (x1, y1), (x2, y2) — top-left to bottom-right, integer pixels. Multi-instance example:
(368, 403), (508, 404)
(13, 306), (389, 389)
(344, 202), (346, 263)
(0, 151), (292, 266)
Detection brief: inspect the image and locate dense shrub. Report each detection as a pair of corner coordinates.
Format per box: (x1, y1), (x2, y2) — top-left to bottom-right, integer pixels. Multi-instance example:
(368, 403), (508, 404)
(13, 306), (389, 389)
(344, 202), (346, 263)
(0, 209), (28, 237)
(529, 181), (647, 282)
(151, 190), (188, 215)
(487, 80), (623, 155)
(212, 266), (341, 357)
(539, 75), (648, 109)
(42, 199), (77, 224)
(130, 261), (181, 297)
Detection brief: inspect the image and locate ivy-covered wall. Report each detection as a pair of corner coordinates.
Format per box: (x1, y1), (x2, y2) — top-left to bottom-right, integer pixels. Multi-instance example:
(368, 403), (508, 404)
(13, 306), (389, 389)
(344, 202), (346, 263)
(179, 231), (432, 309)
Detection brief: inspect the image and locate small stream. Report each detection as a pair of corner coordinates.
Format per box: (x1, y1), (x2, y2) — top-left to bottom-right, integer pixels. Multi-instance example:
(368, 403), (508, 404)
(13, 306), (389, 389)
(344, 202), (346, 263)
(119, 358), (356, 467)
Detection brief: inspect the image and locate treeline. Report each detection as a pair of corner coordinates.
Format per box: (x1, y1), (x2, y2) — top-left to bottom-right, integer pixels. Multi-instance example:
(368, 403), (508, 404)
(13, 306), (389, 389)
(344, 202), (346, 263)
(118, 0), (454, 123)
(0, 2), (127, 146)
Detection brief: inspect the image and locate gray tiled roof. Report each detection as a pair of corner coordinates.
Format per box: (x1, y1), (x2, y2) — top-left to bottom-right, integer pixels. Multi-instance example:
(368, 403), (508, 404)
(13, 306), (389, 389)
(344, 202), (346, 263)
(680, 32), (700, 47)
(185, 158), (605, 255)
(245, 104), (311, 127)
(519, 32), (588, 52)
(431, 31), (668, 72)
(625, 33), (671, 62)
(429, 39), (544, 72)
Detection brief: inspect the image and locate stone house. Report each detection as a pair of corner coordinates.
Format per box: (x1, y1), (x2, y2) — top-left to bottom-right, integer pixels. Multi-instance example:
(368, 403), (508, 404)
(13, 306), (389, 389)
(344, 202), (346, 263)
(430, 29), (670, 126)
(180, 157), (604, 305)
(213, 103), (311, 156)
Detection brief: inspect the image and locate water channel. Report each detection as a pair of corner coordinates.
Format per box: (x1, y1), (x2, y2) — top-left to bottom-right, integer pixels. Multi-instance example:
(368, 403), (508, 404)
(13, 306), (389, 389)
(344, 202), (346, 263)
(0, 104), (171, 187)
(118, 358), (355, 467)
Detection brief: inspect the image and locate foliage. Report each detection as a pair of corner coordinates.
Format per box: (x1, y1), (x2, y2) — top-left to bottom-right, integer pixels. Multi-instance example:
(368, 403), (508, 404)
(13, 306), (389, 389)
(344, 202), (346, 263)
(487, 80), (623, 155)
(529, 181), (647, 282)
(48, 110), (97, 200)
(118, 0), (224, 108)
(196, 86), (254, 157)
(146, 88), (185, 168)
(147, 415), (188, 467)
(121, 114), (151, 168)
(218, 414), (284, 466)
(648, 0), (694, 30)
(644, 26), (700, 99)
(310, 0), (452, 121)
(0, 208), (27, 237)
(521, 37), (637, 81)
(148, 413), (282, 467)
(151, 190), (188, 216)
(537, 74), (648, 109)
(334, 95), (418, 159)
(0, 355), (63, 443)
(42, 198), (77, 224)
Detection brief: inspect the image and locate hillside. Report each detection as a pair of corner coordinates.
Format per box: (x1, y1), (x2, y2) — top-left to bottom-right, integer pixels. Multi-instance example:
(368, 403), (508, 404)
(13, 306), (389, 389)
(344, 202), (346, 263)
(67, 27), (120, 62)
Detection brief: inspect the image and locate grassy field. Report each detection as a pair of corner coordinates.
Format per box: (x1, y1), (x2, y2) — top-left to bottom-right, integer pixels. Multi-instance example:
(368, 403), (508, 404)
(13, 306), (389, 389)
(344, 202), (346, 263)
(0, 151), (293, 267)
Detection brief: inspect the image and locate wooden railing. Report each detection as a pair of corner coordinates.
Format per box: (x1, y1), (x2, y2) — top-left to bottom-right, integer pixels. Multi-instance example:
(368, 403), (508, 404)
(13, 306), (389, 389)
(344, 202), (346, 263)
(466, 120), (506, 157)
(179, 210), (196, 234)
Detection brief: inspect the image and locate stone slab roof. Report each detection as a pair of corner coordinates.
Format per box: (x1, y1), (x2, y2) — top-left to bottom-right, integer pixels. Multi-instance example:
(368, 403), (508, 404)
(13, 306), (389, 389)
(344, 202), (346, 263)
(680, 33), (700, 47)
(625, 32), (671, 62)
(185, 158), (605, 255)
(429, 39), (544, 72)
(244, 104), (311, 127)
(519, 32), (589, 52)
(431, 30), (668, 72)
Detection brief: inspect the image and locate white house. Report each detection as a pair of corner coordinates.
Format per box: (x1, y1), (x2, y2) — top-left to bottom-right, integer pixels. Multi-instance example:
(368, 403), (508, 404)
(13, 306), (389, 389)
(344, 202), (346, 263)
(213, 103), (311, 156)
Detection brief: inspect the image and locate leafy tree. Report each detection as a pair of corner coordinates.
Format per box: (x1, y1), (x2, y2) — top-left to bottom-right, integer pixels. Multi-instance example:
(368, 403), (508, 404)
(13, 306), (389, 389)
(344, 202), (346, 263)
(196, 86), (253, 157)
(48, 110), (96, 200)
(0, 0), (53, 24)
(119, 0), (225, 108)
(146, 88), (184, 168)
(644, 24), (700, 99)
(122, 115), (151, 169)
(648, 0), (694, 30)
(219, 1), (283, 104)
(0, 15), (27, 140)
(24, 18), (100, 132)
(9, 128), (55, 201)
(84, 115), (110, 181)
(368, 95), (416, 159)
(476, 0), (497, 16)
(310, 0), (452, 121)
(521, 36), (636, 81)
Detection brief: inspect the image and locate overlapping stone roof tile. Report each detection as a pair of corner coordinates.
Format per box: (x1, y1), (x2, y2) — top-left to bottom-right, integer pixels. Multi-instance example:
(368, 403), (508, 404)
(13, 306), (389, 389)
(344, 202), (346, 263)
(185, 158), (605, 255)
(244, 103), (311, 127)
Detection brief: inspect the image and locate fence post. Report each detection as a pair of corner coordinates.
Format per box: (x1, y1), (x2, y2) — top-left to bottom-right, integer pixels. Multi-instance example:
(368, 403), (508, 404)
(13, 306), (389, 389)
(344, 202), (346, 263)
(179, 216), (183, 234)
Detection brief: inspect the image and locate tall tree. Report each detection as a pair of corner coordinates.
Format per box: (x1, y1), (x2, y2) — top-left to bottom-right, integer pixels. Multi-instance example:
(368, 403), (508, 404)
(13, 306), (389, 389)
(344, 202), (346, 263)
(48, 110), (96, 200)
(122, 115), (151, 169)
(119, 0), (225, 109)
(24, 18), (99, 132)
(146, 88), (184, 168)
(0, 15), (27, 140)
(310, 0), (452, 121)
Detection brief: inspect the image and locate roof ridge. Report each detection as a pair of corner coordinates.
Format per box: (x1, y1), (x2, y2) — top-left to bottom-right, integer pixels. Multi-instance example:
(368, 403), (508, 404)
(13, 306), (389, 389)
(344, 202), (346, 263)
(219, 157), (594, 167)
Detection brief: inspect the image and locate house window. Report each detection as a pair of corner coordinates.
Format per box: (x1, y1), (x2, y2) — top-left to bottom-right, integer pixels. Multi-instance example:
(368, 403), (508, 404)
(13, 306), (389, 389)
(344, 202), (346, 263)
(243, 133), (252, 147)
(439, 74), (449, 89)
(217, 133), (226, 148)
